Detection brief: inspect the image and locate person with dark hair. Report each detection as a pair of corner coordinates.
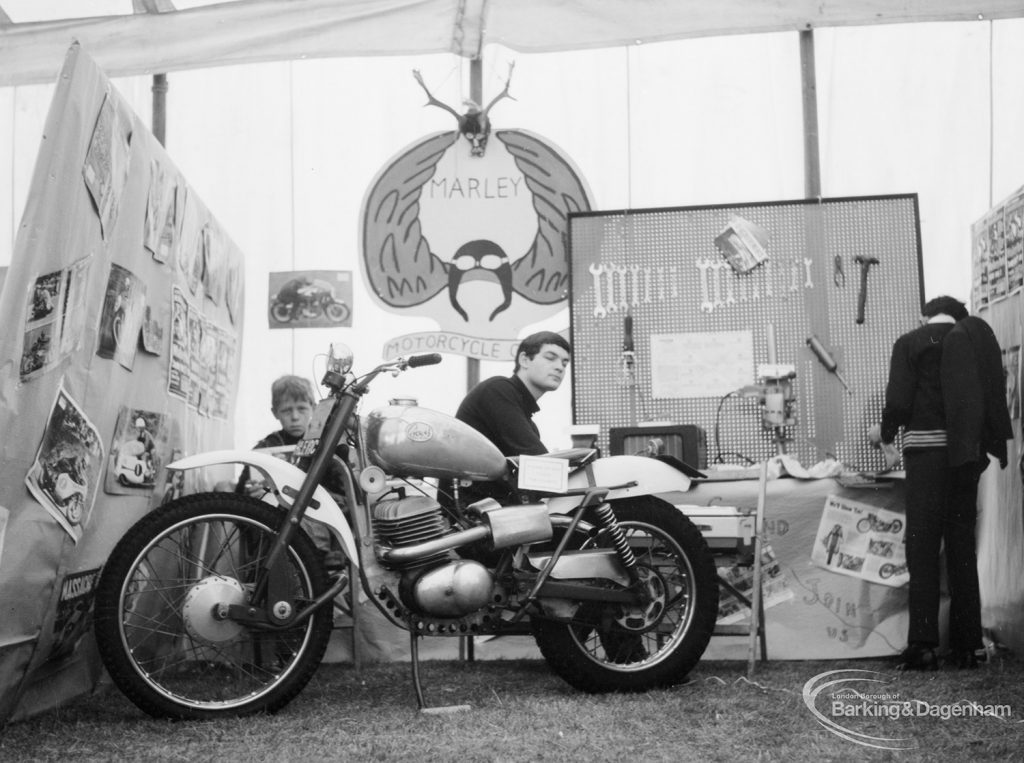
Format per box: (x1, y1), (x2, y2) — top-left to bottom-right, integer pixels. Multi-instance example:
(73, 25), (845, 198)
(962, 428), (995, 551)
(869, 295), (1012, 670)
(453, 331), (571, 503)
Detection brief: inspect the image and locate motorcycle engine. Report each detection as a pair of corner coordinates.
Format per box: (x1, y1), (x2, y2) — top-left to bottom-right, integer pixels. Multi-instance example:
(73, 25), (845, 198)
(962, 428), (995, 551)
(373, 495), (494, 617)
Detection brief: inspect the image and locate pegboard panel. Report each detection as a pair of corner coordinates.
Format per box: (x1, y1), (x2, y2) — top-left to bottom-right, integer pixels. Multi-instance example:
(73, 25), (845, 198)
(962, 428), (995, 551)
(568, 195), (923, 470)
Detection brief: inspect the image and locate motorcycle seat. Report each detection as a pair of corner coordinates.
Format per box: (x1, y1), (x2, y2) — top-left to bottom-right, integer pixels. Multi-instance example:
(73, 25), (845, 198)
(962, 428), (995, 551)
(541, 448), (598, 469)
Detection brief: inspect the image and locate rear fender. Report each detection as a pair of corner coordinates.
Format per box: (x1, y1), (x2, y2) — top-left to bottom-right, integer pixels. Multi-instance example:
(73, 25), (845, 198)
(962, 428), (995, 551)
(169, 449), (358, 568)
(546, 455), (692, 515)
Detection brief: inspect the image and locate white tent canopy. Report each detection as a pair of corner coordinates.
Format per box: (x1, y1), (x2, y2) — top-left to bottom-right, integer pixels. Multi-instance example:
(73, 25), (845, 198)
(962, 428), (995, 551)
(4, 12), (1024, 453)
(2, 0), (1024, 86)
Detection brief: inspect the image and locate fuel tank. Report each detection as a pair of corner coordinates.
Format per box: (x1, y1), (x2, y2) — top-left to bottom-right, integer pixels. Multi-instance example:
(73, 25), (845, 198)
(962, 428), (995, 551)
(362, 405), (507, 481)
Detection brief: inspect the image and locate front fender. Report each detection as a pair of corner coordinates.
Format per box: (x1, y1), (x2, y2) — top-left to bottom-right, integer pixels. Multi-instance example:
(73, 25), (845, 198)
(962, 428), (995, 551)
(169, 449), (358, 568)
(547, 455), (692, 514)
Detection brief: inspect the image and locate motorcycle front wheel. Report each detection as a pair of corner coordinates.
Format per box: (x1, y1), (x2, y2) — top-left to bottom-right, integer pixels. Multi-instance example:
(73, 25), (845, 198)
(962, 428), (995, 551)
(93, 493), (333, 720)
(324, 300), (350, 323)
(531, 496), (718, 693)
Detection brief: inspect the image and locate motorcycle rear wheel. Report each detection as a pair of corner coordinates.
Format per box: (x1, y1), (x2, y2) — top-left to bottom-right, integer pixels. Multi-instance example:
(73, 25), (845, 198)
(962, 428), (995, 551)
(93, 493), (333, 719)
(531, 497), (718, 693)
(270, 301), (292, 323)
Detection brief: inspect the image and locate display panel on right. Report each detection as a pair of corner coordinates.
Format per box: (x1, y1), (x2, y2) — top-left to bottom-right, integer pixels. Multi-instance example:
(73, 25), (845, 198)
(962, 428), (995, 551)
(569, 194), (924, 471)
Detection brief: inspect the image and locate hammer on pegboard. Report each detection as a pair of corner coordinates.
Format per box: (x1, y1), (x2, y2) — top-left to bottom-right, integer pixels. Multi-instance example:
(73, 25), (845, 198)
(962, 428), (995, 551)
(854, 255), (880, 324)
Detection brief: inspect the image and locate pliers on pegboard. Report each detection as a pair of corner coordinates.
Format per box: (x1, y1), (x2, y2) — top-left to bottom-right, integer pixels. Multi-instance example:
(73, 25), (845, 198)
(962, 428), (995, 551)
(833, 255), (846, 287)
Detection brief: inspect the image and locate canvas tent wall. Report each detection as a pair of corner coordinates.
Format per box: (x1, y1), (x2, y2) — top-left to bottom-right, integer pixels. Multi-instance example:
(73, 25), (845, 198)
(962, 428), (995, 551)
(1, 0), (1024, 718)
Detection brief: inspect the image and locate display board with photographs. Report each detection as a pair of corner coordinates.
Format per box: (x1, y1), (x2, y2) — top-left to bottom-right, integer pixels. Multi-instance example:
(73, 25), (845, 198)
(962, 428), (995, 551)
(0, 44), (247, 721)
(972, 186), (1024, 312)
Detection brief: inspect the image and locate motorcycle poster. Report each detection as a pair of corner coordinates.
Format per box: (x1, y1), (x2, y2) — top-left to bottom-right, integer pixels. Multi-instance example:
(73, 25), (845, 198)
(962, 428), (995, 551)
(104, 407), (169, 495)
(810, 494), (909, 588)
(25, 386), (105, 543)
(268, 270), (352, 329)
(143, 158), (185, 265)
(95, 262), (147, 371)
(47, 568), (102, 663)
(81, 91), (132, 240)
(20, 256), (92, 382)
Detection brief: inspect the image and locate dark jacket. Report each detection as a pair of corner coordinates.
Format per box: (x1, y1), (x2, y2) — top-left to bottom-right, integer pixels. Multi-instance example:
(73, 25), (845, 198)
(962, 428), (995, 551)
(941, 315), (1013, 468)
(880, 322), (954, 447)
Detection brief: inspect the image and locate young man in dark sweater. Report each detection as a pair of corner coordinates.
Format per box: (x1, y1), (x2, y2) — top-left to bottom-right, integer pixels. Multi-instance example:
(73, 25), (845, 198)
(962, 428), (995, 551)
(454, 331), (571, 504)
(871, 296), (1011, 670)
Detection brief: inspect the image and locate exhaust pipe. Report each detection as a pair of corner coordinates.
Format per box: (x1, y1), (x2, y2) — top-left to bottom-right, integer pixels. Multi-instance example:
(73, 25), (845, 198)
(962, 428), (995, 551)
(379, 525), (490, 565)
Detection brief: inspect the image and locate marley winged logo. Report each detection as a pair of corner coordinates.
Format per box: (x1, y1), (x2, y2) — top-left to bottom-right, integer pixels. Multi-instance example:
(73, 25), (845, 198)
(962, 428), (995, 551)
(360, 64), (592, 353)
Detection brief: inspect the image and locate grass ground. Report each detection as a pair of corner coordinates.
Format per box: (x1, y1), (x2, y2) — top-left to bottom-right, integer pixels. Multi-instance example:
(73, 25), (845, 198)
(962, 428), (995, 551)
(3, 653), (1023, 762)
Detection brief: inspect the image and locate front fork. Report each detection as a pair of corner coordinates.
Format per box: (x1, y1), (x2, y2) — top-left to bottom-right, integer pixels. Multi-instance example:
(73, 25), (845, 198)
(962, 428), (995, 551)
(239, 390), (359, 628)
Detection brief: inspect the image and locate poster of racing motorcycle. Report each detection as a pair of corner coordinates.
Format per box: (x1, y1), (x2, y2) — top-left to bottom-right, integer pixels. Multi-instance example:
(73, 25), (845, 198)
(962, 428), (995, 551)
(103, 406), (169, 495)
(96, 262), (147, 371)
(20, 256), (92, 382)
(810, 494), (909, 588)
(268, 270), (353, 329)
(25, 386), (104, 543)
(82, 91), (132, 240)
(46, 568), (102, 663)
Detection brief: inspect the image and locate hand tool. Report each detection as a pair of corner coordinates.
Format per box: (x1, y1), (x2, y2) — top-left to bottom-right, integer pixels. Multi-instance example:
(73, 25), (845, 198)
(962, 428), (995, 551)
(833, 254), (845, 287)
(854, 255), (879, 324)
(629, 264), (641, 307)
(615, 264), (629, 311)
(710, 261), (725, 309)
(605, 262), (619, 312)
(806, 335), (852, 393)
(589, 263), (607, 318)
(696, 259), (713, 312)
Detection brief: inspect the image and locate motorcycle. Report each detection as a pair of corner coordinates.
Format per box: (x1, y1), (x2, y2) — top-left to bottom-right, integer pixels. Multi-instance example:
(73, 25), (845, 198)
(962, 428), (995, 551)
(39, 459), (88, 524)
(93, 345), (719, 719)
(856, 512), (903, 535)
(270, 284), (350, 324)
(114, 442), (157, 487)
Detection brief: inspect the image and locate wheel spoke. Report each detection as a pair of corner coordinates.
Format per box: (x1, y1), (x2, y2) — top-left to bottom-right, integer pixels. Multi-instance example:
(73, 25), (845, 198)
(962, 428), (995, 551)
(97, 496), (332, 716)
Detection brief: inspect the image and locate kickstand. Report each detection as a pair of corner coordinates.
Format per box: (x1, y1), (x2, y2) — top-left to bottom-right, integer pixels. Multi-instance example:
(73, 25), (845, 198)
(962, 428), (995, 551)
(409, 630), (471, 715)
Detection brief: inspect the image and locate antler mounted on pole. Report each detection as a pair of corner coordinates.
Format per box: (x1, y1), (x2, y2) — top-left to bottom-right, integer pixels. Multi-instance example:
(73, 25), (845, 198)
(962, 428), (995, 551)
(412, 62), (515, 157)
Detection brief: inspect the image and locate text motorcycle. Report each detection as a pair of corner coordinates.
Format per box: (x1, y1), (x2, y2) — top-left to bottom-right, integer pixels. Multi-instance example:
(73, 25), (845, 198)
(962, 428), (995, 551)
(94, 346), (719, 719)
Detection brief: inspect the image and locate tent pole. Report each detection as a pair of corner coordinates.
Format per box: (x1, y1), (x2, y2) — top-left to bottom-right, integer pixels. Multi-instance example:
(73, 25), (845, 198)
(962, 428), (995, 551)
(466, 57), (483, 390)
(152, 73), (168, 147)
(799, 30), (821, 198)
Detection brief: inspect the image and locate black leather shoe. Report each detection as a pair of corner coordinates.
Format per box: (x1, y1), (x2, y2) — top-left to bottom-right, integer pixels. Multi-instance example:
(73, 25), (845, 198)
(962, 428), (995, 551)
(896, 644), (938, 671)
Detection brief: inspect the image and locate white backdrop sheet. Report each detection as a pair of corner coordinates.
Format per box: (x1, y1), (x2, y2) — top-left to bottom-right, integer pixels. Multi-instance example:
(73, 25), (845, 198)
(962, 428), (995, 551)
(1, 18), (1024, 719)
(4, 23), (1024, 456)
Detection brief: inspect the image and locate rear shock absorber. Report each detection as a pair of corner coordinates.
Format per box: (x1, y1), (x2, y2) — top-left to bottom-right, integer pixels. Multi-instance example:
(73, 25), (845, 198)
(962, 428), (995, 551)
(592, 502), (639, 583)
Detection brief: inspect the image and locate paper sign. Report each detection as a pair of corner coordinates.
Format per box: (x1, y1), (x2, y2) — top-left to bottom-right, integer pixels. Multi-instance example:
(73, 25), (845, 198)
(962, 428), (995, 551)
(517, 455), (569, 493)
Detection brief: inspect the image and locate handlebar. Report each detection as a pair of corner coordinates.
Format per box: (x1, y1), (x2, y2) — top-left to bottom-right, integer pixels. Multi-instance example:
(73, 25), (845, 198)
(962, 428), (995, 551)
(344, 352), (444, 395)
(407, 353), (442, 368)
